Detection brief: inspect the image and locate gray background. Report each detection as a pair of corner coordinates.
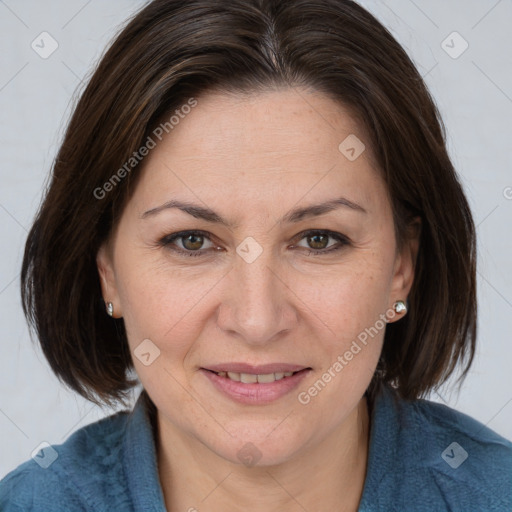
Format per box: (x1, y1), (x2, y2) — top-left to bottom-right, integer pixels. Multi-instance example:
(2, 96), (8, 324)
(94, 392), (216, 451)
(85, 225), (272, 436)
(1, 0), (511, 478)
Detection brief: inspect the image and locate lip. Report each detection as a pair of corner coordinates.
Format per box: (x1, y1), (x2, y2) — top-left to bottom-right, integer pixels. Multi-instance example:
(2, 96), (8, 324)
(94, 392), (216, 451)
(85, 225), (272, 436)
(200, 366), (312, 405)
(203, 362), (308, 374)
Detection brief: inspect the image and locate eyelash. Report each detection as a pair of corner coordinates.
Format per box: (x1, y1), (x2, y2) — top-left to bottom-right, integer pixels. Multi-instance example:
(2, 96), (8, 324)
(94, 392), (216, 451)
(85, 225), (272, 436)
(158, 229), (349, 258)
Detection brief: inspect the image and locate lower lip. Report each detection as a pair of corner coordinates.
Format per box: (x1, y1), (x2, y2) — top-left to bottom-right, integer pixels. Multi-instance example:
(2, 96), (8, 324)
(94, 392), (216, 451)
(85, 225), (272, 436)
(200, 368), (311, 405)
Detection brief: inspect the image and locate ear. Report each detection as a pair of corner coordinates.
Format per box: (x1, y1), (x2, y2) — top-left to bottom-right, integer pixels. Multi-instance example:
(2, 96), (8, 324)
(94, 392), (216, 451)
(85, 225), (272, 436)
(387, 216), (421, 323)
(96, 242), (122, 318)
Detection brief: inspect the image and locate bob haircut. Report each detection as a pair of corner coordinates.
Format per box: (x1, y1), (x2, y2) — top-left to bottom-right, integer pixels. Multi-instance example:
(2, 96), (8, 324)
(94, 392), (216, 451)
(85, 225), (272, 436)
(21, 0), (476, 408)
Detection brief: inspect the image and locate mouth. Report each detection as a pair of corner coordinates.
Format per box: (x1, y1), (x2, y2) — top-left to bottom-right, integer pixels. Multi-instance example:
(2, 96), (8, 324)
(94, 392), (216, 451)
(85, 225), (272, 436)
(203, 368), (309, 384)
(199, 363), (312, 404)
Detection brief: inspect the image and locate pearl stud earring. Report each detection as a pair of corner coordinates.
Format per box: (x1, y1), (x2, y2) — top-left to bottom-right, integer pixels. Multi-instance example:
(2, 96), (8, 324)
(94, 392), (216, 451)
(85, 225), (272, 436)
(393, 300), (407, 314)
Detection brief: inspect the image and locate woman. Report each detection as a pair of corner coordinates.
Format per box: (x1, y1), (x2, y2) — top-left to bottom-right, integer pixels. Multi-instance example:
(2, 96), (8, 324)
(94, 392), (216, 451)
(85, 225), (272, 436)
(1, 0), (511, 510)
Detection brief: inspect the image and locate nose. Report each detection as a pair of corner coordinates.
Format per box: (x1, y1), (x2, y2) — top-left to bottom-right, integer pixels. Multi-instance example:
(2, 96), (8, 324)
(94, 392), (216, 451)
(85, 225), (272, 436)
(215, 245), (298, 345)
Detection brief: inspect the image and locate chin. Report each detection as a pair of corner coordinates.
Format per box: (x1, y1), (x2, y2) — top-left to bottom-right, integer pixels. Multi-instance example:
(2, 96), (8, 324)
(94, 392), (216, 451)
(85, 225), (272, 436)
(205, 425), (309, 469)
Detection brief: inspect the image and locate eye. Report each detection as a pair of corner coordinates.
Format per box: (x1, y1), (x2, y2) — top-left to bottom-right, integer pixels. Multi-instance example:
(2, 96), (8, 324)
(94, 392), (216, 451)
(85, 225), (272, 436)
(158, 229), (349, 258)
(293, 229), (349, 255)
(159, 230), (218, 257)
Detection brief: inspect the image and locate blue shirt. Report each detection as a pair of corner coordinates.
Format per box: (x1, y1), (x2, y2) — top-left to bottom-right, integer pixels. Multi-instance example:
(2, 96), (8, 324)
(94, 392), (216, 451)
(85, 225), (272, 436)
(1, 384), (511, 511)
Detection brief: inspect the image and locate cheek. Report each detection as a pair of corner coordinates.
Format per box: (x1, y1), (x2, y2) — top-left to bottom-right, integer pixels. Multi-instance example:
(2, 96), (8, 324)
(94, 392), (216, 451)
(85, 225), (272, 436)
(116, 252), (225, 372)
(295, 252), (392, 335)
(295, 266), (388, 419)
(297, 257), (391, 387)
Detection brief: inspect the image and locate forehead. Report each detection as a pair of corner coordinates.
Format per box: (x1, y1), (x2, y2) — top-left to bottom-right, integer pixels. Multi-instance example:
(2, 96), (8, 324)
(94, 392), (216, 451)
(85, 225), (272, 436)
(154, 88), (367, 162)
(131, 87), (388, 219)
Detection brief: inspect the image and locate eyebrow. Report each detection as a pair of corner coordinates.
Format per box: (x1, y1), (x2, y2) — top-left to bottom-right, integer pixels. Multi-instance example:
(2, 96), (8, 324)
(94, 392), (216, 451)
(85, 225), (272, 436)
(141, 196), (367, 227)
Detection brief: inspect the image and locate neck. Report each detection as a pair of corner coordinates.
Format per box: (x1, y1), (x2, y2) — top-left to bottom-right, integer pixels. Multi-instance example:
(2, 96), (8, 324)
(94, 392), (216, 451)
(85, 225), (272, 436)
(156, 397), (370, 512)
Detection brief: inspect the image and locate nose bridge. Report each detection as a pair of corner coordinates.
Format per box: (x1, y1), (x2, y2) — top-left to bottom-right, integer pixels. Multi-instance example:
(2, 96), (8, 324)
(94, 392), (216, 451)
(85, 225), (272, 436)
(217, 236), (294, 343)
(237, 244), (278, 306)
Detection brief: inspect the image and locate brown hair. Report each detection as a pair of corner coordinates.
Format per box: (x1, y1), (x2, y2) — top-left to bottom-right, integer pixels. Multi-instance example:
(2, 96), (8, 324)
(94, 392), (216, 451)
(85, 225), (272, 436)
(21, 0), (476, 408)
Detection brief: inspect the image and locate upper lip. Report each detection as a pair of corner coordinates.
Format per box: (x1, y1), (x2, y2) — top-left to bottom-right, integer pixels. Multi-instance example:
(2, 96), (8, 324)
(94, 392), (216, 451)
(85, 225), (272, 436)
(202, 363), (310, 374)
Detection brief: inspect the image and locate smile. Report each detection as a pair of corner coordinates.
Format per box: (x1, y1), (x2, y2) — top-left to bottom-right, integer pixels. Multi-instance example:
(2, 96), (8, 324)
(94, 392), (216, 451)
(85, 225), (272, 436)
(200, 367), (312, 404)
(208, 370), (299, 383)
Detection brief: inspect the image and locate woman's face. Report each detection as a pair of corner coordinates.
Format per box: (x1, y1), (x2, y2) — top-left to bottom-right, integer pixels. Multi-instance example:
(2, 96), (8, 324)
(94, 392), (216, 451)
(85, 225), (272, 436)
(97, 87), (418, 466)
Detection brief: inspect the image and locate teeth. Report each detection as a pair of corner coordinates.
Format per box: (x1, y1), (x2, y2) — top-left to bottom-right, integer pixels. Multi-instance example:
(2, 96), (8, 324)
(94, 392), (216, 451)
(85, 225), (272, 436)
(240, 373), (258, 383)
(216, 370), (300, 383)
(257, 373), (276, 383)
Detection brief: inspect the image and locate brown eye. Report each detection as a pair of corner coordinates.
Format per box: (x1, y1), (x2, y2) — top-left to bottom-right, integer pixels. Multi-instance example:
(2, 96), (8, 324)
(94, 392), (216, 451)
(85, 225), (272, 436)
(160, 230), (216, 257)
(295, 230), (349, 254)
(181, 233), (206, 251)
(307, 233), (330, 250)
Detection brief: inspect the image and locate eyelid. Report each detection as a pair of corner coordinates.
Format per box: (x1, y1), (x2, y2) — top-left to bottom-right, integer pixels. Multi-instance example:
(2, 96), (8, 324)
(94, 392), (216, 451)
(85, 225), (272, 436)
(158, 230), (219, 257)
(292, 229), (349, 245)
(165, 230), (216, 251)
(290, 229), (350, 254)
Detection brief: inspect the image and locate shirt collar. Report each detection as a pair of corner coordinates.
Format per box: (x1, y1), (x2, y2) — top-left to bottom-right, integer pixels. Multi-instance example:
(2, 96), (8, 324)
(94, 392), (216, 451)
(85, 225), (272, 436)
(123, 390), (167, 512)
(358, 383), (404, 510)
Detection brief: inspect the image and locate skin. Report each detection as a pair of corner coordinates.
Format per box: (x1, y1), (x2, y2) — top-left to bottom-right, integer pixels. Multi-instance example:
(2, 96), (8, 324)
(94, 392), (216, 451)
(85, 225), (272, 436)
(97, 87), (420, 512)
